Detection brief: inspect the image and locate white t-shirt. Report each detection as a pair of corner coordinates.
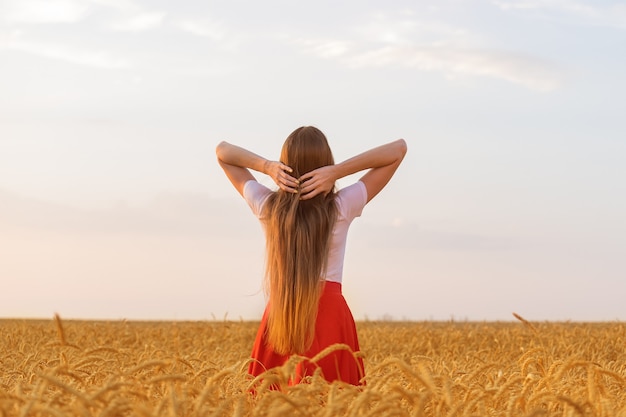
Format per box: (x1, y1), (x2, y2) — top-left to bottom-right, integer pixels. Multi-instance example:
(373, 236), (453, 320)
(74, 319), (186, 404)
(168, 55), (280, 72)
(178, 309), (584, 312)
(243, 180), (367, 283)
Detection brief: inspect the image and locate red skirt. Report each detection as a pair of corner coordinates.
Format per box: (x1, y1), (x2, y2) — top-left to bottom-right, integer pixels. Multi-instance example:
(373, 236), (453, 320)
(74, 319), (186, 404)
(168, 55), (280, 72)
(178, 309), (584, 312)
(248, 281), (365, 385)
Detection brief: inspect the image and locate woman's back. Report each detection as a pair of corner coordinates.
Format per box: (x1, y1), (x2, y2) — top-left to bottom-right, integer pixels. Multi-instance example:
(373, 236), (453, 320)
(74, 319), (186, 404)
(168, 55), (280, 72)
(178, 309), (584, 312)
(244, 179), (367, 284)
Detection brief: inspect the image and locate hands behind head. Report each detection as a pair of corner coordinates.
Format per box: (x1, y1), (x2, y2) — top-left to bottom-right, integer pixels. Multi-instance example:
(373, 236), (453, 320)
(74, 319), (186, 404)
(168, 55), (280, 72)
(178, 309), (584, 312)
(267, 162), (336, 200)
(266, 160), (299, 193)
(298, 165), (336, 200)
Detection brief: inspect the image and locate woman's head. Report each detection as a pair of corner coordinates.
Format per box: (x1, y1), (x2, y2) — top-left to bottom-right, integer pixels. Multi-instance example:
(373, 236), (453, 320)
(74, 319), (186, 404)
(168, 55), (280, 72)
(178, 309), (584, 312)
(281, 126), (334, 179)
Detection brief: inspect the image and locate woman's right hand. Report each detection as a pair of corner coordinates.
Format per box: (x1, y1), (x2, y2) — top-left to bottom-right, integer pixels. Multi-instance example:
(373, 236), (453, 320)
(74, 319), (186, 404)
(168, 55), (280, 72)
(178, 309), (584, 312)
(298, 165), (337, 200)
(264, 160), (299, 193)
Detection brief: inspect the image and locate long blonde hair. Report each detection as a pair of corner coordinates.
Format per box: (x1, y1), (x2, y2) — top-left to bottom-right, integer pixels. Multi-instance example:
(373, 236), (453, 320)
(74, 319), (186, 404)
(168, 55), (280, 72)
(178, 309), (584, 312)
(262, 126), (337, 355)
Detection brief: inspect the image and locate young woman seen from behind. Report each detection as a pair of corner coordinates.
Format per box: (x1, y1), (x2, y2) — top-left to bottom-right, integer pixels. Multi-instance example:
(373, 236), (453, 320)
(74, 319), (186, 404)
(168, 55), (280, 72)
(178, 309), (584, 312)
(216, 126), (407, 385)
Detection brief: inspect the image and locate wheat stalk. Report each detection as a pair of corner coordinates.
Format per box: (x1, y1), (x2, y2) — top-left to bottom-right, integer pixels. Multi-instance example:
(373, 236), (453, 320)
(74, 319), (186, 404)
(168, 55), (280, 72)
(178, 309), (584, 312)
(53, 313), (67, 346)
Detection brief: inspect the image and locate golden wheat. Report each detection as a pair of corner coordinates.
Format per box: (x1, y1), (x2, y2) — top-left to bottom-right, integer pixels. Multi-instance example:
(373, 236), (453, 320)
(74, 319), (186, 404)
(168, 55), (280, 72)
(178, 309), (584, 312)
(1, 316), (625, 416)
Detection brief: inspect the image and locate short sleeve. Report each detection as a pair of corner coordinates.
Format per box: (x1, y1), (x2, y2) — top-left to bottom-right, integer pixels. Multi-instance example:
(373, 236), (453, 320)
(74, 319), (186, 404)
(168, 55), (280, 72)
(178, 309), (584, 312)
(243, 180), (272, 218)
(336, 181), (367, 221)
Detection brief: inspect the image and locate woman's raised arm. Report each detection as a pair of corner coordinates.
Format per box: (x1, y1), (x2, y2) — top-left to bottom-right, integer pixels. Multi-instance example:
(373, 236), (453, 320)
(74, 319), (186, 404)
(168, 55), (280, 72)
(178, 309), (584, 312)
(216, 141), (299, 196)
(299, 139), (407, 202)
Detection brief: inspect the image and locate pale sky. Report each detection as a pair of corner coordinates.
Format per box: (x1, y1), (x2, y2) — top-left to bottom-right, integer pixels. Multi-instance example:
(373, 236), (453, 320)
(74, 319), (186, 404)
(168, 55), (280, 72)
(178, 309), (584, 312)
(1, 0), (625, 321)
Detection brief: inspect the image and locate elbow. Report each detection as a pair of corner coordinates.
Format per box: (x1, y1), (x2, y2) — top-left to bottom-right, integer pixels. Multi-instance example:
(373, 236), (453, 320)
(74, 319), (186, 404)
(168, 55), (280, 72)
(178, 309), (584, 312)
(215, 141), (228, 160)
(396, 138), (408, 159)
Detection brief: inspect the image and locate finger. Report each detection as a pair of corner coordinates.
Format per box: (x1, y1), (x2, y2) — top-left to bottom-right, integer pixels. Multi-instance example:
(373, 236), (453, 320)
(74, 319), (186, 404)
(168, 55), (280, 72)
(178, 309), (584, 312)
(279, 183), (298, 194)
(281, 173), (299, 188)
(298, 180), (314, 194)
(280, 168), (298, 183)
(299, 172), (314, 183)
(299, 188), (319, 200)
(299, 181), (319, 197)
(284, 174), (299, 185)
(279, 172), (299, 193)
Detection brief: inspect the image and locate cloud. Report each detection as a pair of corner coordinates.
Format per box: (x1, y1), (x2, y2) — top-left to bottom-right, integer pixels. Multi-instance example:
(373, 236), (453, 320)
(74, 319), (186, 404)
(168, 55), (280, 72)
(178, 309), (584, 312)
(1, 31), (130, 69)
(346, 45), (561, 92)
(0, 0), (89, 24)
(287, 11), (562, 92)
(354, 13), (473, 46)
(2, 0), (167, 32)
(175, 19), (225, 40)
(109, 11), (166, 32)
(291, 38), (352, 59)
(89, 0), (138, 12)
(292, 37), (560, 92)
(492, 0), (626, 29)
(172, 18), (248, 53)
(0, 0), (161, 67)
(88, 0), (166, 32)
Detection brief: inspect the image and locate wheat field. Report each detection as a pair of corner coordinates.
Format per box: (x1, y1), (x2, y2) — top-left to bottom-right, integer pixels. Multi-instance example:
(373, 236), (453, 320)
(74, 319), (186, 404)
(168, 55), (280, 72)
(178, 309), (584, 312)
(1, 314), (624, 416)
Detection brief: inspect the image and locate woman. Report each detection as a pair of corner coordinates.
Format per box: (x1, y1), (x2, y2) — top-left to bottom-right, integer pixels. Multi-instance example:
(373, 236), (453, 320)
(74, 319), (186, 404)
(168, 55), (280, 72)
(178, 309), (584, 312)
(216, 126), (407, 385)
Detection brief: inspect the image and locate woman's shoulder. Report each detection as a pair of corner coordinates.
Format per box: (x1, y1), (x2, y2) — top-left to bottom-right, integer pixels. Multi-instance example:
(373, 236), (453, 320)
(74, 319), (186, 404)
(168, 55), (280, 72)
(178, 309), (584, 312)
(337, 181), (367, 200)
(243, 180), (273, 216)
(244, 179), (273, 196)
(335, 181), (367, 219)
